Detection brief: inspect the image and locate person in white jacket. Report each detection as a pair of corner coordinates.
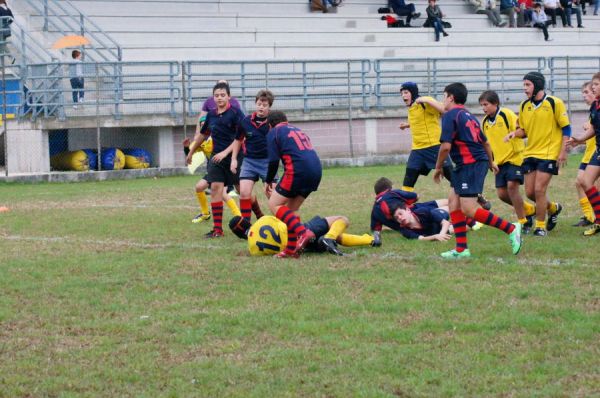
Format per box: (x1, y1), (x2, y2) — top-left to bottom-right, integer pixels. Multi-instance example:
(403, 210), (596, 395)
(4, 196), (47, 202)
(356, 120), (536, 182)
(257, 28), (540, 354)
(532, 3), (553, 40)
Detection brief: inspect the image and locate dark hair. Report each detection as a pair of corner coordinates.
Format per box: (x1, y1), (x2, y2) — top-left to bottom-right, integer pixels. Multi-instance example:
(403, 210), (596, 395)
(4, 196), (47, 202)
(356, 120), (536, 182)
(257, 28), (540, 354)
(213, 81), (230, 96)
(374, 177), (393, 194)
(478, 90), (500, 105)
(533, 2), (542, 7)
(593, 72), (600, 81)
(389, 201), (408, 215)
(582, 81), (592, 89)
(71, 50), (81, 59)
(267, 110), (287, 127)
(444, 82), (468, 105)
(255, 89), (274, 106)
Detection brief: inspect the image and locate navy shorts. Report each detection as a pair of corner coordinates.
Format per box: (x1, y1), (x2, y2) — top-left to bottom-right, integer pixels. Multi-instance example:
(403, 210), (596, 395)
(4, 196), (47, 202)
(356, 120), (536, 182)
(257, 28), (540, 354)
(495, 163), (524, 188)
(451, 161), (488, 197)
(412, 200), (439, 211)
(304, 215), (330, 252)
(407, 145), (452, 174)
(206, 154), (242, 186)
(588, 149), (600, 167)
(276, 172), (321, 199)
(522, 157), (559, 176)
(240, 157), (272, 182)
(579, 162), (588, 171)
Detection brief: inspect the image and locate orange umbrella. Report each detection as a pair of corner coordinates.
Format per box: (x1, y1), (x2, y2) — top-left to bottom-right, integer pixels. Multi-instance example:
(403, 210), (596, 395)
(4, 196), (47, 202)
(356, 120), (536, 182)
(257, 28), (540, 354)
(52, 35), (91, 49)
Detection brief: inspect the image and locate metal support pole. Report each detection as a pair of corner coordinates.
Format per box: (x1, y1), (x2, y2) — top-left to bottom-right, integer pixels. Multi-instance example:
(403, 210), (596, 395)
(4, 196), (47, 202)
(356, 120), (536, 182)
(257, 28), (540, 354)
(566, 56), (571, 119)
(2, 54), (8, 176)
(95, 63), (101, 171)
(346, 61), (355, 159)
(182, 62), (188, 139)
(79, 13), (85, 36)
(43, 0), (49, 32)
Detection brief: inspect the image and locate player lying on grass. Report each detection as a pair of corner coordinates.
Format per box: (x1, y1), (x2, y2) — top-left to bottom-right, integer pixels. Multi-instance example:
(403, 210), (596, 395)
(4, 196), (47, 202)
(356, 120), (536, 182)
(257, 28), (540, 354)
(229, 215), (377, 256)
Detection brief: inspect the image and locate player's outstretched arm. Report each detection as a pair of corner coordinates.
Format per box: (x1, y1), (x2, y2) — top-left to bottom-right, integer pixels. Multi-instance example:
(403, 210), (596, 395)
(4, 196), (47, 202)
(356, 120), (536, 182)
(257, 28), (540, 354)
(415, 97), (445, 114)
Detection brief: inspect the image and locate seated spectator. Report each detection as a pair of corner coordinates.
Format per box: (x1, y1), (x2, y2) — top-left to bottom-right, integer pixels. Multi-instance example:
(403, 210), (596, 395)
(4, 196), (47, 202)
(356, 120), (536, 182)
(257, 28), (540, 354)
(517, 0), (535, 25)
(532, 2), (553, 40)
(500, 0), (519, 26)
(389, 0), (421, 26)
(425, 0), (450, 41)
(484, 0), (509, 26)
(561, 0), (584, 26)
(544, 0), (567, 25)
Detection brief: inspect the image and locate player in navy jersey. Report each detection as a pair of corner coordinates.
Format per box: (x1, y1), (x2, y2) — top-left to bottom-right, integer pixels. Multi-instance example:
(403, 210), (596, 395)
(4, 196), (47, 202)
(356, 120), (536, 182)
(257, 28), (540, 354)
(186, 81), (245, 238)
(265, 110), (323, 258)
(390, 201), (452, 241)
(233, 89), (274, 223)
(434, 83), (522, 258)
(569, 72), (600, 236)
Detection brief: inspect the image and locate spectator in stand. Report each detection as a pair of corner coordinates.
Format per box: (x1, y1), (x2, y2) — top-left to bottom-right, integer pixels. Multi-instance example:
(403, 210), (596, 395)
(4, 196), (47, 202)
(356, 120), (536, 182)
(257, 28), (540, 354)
(561, 0), (584, 26)
(426, 0), (449, 41)
(517, 0), (535, 25)
(0, 0), (13, 57)
(593, 0), (598, 14)
(389, 0), (421, 26)
(69, 50), (85, 108)
(544, 0), (567, 25)
(500, 0), (519, 26)
(532, 2), (553, 40)
(484, 0), (508, 26)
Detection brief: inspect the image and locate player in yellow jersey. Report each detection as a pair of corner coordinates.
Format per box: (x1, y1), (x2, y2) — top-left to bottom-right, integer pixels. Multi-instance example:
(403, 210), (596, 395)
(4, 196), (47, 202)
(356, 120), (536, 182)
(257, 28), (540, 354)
(504, 72), (571, 237)
(398, 82), (491, 208)
(571, 81), (599, 226)
(479, 90), (535, 231)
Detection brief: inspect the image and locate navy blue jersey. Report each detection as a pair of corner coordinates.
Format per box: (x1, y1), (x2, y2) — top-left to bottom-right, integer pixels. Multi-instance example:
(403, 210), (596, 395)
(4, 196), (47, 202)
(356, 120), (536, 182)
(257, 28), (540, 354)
(440, 106), (489, 167)
(590, 99), (600, 153)
(370, 189), (418, 231)
(267, 122), (322, 191)
(200, 103), (245, 154)
(405, 205), (449, 239)
(238, 113), (270, 159)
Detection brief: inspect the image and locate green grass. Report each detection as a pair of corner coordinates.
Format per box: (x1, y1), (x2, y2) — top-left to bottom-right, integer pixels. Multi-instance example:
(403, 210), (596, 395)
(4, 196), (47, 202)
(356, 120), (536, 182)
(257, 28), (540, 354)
(1, 156), (599, 397)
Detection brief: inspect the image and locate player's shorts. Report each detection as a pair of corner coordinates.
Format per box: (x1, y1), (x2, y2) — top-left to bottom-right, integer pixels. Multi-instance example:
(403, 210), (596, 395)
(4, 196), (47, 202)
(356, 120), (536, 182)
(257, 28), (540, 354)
(206, 154), (242, 186)
(407, 145), (452, 175)
(588, 149), (600, 167)
(495, 163), (524, 188)
(522, 157), (559, 176)
(579, 162), (589, 171)
(304, 215), (329, 253)
(276, 171), (321, 199)
(451, 161), (488, 197)
(240, 157), (271, 182)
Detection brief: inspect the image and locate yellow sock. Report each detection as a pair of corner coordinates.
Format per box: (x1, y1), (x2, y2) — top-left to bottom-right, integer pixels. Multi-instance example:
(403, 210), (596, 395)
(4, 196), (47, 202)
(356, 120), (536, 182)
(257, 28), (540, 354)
(518, 218), (527, 225)
(226, 198), (241, 217)
(196, 191), (209, 215)
(324, 219), (347, 240)
(535, 220), (546, 230)
(547, 202), (558, 214)
(339, 233), (374, 247)
(580, 197), (595, 222)
(523, 201), (536, 216)
(401, 186), (415, 192)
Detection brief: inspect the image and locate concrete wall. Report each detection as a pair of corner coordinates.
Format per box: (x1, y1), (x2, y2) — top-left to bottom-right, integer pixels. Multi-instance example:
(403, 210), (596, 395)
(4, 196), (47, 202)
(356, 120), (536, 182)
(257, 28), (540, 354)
(5, 122), (49, 174)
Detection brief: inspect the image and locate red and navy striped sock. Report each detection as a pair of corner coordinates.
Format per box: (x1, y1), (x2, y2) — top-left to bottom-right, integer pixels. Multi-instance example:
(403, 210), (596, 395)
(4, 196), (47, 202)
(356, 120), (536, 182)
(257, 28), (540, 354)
(450, 210), (468, 252)
(211, 201), (223, 233)
(466, 217), (476, 227)
(585, 186), (600, 223)
(474, 208), (515, 234)
(251, 199), (264, 219)
(276, 206), (306, 253)
(240, 198), (252, 223)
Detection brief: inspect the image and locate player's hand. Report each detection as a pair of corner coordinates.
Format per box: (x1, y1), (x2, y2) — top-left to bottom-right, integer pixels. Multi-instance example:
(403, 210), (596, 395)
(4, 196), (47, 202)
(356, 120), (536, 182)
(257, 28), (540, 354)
(503, 131), (516, 142)
(490, 162), (499, 175)
(433, 233), (451, 242)
(230, 159), (238, 174)
(182, 138), (191, 148)
(264, 183), (273, 198)
(185, 152), (193, 165)
(398, 122), (410, 130)
(558, 150), (568, 168)
(566, 137), (579, 149)
(433, 168), (443, 184)
(415, 97), (425, 104)
(212, 151), (226, 163)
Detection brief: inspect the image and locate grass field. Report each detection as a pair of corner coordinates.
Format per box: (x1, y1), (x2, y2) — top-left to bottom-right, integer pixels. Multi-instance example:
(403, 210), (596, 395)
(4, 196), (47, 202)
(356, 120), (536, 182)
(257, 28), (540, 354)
(1, 157), (599, 397)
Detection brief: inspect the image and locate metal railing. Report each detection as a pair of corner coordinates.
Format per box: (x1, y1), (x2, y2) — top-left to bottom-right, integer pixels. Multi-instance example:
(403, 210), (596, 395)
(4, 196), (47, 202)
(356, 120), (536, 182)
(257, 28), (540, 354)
(24, 0), (122, 63)
(184, 59), (372, 114)
(4, 56), (600, 122)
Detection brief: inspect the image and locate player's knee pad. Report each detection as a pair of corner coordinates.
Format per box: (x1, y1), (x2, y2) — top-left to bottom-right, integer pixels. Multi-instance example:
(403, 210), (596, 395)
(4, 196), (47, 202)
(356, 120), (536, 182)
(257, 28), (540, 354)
(403, 168), (420, 188)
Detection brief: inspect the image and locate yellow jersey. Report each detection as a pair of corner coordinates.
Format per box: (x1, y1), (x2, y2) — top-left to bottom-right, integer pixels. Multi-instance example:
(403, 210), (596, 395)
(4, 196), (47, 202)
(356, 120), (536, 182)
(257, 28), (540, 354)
(407, 96), (443, 150)
(518, 95), (570, 161)
(582, 136), (597, 164)
(482, 107), (524, 166)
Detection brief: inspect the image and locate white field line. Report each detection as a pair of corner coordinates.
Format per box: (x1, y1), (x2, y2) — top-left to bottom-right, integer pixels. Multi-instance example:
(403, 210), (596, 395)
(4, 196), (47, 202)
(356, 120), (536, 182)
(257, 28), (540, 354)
(2, 235), (217, 250)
